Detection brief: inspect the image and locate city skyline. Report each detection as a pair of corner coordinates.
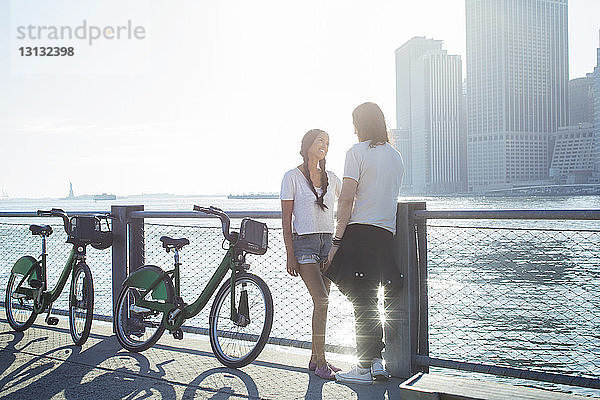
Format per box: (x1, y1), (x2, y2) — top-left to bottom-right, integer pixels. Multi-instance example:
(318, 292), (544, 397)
(1, 1), (600, 197)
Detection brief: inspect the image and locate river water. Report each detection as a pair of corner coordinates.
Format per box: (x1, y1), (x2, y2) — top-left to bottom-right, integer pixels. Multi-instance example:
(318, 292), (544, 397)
(0, 195), (599, 397)
(2, 193), (600, 212)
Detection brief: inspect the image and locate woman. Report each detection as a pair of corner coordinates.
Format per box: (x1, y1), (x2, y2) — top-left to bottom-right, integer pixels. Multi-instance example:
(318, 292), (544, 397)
(324, 102), (404, 384)
(280, 129), (342, 380)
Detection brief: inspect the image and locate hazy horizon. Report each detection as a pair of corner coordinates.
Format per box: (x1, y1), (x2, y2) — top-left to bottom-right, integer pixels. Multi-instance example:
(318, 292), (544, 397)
(1, 0), (599, 197)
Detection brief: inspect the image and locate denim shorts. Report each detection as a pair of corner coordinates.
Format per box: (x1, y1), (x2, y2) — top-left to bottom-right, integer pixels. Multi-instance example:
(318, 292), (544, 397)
(292, 233), (333, 265)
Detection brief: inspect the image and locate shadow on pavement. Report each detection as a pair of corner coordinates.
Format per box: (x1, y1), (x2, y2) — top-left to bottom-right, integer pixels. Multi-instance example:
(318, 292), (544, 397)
(333, 380), (402, 400)
(0, 323), (401, 400)
(0, 333), (176, 399)
(182, 367), (260, 399)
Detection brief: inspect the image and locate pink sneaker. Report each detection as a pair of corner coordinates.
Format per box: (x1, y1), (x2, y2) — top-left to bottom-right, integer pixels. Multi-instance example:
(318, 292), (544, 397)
(315, 364), (336, 380)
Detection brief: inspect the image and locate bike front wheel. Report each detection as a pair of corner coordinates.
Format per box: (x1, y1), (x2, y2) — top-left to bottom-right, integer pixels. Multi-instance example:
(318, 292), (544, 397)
(5, 271), (38, 331)
(69, 262), (94, 346)
(209, 272), (273, 368)
(115, 266), (174, 352)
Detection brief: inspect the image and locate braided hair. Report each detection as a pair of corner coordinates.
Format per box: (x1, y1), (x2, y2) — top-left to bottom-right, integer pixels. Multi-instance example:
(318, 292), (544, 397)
(299, 129), (329, 211)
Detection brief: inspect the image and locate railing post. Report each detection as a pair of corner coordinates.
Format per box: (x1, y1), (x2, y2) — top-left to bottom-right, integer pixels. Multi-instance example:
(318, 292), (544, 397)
(128, 207), (145, 275)
(415, 203), (429, 373)
(110, 205), (144, 332)
(384, 201), (426, 378)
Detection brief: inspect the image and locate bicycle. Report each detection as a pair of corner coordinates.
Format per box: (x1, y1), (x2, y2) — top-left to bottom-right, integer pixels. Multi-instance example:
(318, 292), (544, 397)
(114, 206), (274, 368)
(5, 208), (112, 346)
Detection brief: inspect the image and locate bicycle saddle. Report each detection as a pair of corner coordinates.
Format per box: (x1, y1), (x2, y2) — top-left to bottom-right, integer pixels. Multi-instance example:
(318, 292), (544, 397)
(160, 236), (190, 250)
(29, 224), (53, 236)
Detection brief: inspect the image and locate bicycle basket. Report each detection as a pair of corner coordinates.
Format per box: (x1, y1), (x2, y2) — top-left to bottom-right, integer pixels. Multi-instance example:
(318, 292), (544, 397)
(237, 218), (268, 255)
(68, 216), (113, 250)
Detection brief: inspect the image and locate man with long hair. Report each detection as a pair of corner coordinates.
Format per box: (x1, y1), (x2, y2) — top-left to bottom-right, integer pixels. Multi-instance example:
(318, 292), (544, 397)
(325, 102), (404, 384)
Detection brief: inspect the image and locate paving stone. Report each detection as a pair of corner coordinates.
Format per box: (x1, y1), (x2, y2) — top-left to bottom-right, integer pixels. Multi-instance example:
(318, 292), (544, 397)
(0, 312), (402, 399)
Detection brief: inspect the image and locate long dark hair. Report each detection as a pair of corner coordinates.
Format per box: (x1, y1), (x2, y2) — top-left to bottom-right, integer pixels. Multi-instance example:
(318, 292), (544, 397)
(299, 129), (329, 211)
(352, 102), (390, 148)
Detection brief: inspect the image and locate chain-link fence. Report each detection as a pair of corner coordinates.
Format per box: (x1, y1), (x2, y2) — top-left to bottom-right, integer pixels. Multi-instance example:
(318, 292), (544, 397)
(0, 218), (358, 352)
(0, 221), (113, 320)
(425, 222), (600, 381)
(141, 222), (356, 352)
(2, 211), (599, 390)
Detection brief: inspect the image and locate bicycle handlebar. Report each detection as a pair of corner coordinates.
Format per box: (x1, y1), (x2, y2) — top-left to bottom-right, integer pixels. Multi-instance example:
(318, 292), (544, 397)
(193, 205), (235, 242)
(37, 208), (70, 234)
(36, 209), (112, 235)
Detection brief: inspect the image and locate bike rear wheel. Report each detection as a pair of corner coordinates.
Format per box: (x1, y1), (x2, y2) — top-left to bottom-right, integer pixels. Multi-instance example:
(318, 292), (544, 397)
(5, 271), (38, 332)
(115, 267), (174, 352)
(209, 273), (273, 368)
(69, 262), (94, 346)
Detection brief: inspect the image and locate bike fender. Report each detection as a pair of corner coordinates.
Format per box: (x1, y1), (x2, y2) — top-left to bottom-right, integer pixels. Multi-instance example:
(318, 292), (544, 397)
(124, 266), (168, 300)
(12, 256), (39, 280)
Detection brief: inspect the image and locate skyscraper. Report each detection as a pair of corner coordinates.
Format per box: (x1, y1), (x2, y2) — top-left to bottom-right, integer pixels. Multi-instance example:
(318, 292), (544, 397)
(389, 128), (411, 192)
(395, 37), (443, 192)
(395, 37), (466, 194)
(569, 76), (594, 125)
(594, 31), (600, 173)
(465, 0), (569, 192)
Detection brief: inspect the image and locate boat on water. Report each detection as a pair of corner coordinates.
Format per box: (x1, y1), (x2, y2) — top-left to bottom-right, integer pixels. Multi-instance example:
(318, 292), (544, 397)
(94, 193), (117, 201)
(227, 192), (279, 200)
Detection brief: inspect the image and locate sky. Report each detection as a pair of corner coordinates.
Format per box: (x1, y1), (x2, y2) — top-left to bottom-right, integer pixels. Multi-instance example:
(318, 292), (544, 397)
(1, 0), (599, 198)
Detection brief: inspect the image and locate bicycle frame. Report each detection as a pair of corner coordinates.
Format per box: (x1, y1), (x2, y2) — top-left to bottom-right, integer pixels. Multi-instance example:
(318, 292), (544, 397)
(132, 245), (242, 332)
(14, 241), (80, 314)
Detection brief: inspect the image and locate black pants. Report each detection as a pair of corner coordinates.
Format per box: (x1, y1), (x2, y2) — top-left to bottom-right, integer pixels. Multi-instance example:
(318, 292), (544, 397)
(324, 224), (400, 365)
(337, 279), (395, 366)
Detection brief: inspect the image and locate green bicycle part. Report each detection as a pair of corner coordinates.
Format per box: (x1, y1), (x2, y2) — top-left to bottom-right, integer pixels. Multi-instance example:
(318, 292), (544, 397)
(124, 265), (169, 300)
(11, 248), (77, 314)
(182, 247), (236, 320)
(117, 246), (239, 335)
(230, 266), (238, 321)
(11, 256), (40, 306)
(238, 288), (249, 321)
(45, 248), (76, 306)
(160, 248), (237, 332)
(12, 256), (39, 277)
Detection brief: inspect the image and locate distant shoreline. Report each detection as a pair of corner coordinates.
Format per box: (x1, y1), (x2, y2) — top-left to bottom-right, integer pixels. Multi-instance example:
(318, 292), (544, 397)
(2, 189), (600, 201)
(0, 193), (228, 201)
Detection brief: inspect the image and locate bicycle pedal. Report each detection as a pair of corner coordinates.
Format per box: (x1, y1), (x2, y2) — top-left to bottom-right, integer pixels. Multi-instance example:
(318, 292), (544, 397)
(172, 329), (183, 340)
(46, 317), (59, 326)
(30, 279), (43, 289)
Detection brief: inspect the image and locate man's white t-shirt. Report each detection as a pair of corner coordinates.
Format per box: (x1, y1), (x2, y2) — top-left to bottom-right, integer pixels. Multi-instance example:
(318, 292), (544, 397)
(343, 141), (404, 234)
(280, 168), (342, 235)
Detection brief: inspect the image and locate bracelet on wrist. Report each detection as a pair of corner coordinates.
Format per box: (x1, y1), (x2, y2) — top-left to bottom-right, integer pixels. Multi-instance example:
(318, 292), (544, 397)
(332, 237), (342, 246)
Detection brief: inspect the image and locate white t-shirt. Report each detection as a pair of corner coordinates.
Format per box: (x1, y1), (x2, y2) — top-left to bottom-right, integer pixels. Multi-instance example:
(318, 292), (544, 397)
(343, 141), (404, 234)
(280, 168), (342, 235)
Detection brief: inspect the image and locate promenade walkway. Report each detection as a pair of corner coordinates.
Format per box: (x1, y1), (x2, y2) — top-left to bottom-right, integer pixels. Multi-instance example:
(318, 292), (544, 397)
(0, 312), (402, 399)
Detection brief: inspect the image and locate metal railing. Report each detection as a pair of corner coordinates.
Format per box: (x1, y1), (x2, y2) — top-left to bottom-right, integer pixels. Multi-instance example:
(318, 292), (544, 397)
(409, 206), (600, 389)
(0, 216), (114, 323)
(119, 206), (356, 353)
(1, 204), (599, 393)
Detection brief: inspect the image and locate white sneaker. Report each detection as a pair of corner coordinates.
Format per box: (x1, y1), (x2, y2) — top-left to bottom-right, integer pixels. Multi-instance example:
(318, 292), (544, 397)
(371, 358), (390, 381)
(335, 365), (373, 385)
